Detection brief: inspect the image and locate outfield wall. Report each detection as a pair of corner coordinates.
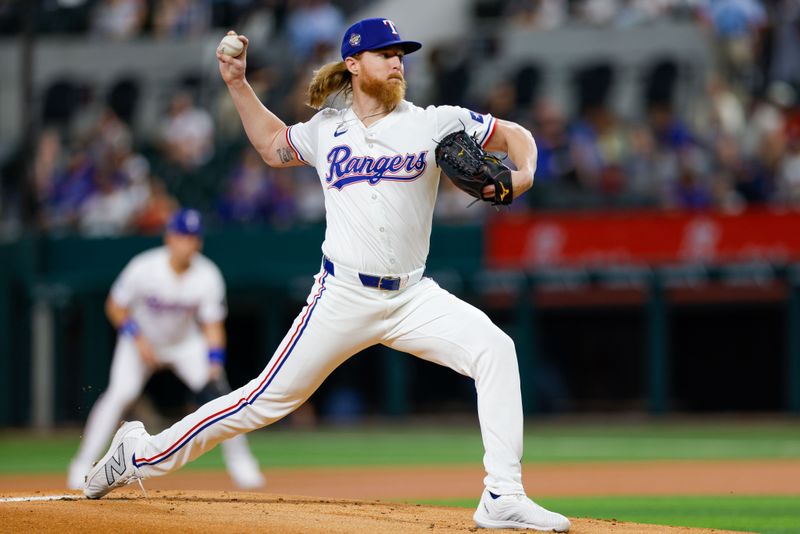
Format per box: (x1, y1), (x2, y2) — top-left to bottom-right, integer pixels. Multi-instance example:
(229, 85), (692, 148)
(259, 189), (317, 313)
(2, 214), (799, 427)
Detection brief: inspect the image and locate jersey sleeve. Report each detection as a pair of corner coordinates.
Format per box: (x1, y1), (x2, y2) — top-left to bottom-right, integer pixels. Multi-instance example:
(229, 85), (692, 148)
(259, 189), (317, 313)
(434, 105), (497, 148)
(198, 265), (227, 324)
(284, 109), (331, 165)
(109, 258), (142, 308)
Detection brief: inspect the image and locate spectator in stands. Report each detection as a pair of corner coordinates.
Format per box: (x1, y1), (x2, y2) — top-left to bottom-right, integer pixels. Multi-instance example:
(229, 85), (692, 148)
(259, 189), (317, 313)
(701, 0), (768, 98)
(8, 0), (799, 232)
(776, 125), (800, 204)
(33, 129), (64, 221)
(290, 166), (326, 224)
(159, 90), (215, 169)
(577, 0), (620, 26)
(695, 74), (746, 140)
(672, 162), (714, 209)
(217, 146), (279, 225)
(531, 99), (575, 185)
(90, 0), (147, 40)
(743, 81), (794, 157)
(570, 104), (631, 198)
(709, 134), (758, 208)
(80, 123), (151, 235)
(286, 0), (344, 60)
(426, 44), (472, 107)
(769, 0), (800, 88)
(78, 164), (139, 236)
(153, 0), (211, 38)
(483, 81), (520, 123)
(41, 143), (97, 231)
(214, 60), (281, 140)
(644, 100), (720, 209)
(132, 176), (179, 234)
(624, 122), (675, 206)
(503, 0), (566, 30)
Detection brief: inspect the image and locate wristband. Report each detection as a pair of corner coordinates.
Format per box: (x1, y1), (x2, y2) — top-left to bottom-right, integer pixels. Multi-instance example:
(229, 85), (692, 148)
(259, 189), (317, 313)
(208, 347), (227, 365)
(119, 318), (140, 337)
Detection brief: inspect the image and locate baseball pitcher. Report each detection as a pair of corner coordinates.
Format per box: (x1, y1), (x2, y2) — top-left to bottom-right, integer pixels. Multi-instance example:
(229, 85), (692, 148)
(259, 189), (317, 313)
(82, 18), (569, 532)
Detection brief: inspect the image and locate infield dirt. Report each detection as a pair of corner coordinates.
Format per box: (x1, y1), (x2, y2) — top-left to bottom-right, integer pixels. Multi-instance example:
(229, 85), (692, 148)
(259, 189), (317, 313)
(4, 460), (798, 533)
(1, 490), (746, 534)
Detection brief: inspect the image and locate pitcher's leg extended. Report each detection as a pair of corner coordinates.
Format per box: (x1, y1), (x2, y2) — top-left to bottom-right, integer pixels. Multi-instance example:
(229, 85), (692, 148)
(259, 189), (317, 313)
(385, 279), (523, 494)
(384, 279), (570, 531)
(127, 272), (376, 480)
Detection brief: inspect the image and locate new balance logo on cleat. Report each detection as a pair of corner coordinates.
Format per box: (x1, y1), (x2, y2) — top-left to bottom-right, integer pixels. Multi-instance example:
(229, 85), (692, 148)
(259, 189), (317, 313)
(105, 443), (127, 485)
(84, 421), (148, 499)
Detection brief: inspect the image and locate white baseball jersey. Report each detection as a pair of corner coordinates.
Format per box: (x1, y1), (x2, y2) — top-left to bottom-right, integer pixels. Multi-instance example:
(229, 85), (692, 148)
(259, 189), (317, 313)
(110, 247), (227, 346)
(285, 101), (496, 275)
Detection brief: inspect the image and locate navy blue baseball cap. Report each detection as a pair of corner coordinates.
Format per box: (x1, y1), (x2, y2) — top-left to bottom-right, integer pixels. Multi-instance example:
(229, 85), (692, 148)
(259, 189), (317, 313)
(167, 208), (203, 236)
(341, 18), (422, 60)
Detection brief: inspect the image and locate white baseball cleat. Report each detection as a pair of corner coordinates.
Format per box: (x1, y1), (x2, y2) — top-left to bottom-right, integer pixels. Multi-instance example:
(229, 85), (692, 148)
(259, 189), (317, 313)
(473, 489), (571, 531)
(84, 421), (148, 499)
(67, 458), (91, 490)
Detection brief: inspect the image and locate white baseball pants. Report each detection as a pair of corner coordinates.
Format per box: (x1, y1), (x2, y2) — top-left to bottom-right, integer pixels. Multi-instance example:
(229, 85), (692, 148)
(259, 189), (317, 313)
(72, 334), (258, 482)
(133, 268), (525, 495)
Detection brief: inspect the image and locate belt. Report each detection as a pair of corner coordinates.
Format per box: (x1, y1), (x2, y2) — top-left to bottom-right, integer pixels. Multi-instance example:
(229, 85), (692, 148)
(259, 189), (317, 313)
(322, 256), (424, 291)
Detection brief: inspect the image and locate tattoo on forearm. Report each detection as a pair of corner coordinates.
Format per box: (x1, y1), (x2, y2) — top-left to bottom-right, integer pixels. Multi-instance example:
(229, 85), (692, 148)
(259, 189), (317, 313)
(277, 147), (295, 163)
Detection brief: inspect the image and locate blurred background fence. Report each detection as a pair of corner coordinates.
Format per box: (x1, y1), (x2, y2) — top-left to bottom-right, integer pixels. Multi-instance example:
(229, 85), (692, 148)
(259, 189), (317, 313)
(2, 0), (800, 428)
(3, 215), (800, 428)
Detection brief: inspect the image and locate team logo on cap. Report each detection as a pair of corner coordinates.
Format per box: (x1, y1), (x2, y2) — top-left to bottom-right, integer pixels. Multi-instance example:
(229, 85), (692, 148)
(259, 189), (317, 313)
(185, 210), (200, 232)
(349, 33), (361, 47)
(383, 20), (398, 35)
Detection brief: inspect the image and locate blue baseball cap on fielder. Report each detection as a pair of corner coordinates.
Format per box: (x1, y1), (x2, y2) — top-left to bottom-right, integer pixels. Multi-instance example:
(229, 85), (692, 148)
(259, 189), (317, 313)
(167, 208), (203, 236)
(341, 18), (422, 60)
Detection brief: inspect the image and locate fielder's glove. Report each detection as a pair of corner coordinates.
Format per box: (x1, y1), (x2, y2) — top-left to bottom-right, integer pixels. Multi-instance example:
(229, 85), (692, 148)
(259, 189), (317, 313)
(435, 130), (513, 206)
(195, 374), (232, 406)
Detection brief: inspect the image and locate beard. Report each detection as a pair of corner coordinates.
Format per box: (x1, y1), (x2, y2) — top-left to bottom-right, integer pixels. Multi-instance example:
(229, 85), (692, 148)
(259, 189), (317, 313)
(360, 71), (406, 111)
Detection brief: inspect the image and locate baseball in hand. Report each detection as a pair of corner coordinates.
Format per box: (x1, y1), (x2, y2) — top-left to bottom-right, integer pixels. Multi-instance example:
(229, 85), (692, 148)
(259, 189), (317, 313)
(218, 33), (244, 57)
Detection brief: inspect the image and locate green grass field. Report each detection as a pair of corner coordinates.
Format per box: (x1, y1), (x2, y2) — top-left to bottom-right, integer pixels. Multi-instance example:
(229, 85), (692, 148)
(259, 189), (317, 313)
(1, 420), (799, 532)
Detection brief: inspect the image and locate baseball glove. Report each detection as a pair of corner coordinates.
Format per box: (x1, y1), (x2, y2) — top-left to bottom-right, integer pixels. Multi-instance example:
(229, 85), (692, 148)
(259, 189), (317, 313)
(435, 130), (513, 205)
(195, 374), (232, 406)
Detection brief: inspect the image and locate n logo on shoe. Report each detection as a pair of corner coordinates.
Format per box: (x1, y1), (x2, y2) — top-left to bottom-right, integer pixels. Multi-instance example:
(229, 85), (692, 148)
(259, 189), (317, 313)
(105, 443), (126, 485)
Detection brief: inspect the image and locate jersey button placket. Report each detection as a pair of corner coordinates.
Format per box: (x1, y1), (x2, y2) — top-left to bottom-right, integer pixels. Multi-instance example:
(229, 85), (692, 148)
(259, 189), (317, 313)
(375, 195), (392, 260)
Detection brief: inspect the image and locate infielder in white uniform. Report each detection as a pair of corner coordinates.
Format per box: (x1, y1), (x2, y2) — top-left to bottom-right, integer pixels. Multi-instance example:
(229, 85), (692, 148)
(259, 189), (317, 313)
(85, 18), (570, 532)
(69, 209), (264, 490)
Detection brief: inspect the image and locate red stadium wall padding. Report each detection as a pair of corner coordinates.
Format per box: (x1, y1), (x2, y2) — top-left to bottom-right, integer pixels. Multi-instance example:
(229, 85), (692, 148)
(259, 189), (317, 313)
(486, 209), (800, 268)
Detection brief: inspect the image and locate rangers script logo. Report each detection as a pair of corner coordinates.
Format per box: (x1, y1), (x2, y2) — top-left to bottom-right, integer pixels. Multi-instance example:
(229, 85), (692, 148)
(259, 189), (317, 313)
(324, 145), (428, 190)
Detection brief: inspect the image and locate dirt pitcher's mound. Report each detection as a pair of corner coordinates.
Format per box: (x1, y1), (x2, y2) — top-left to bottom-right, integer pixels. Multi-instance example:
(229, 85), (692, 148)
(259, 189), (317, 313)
(1, 490), (745, 534)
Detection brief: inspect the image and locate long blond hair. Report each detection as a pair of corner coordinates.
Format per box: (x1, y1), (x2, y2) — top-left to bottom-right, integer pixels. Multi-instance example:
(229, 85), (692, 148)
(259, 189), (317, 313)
(307, 60), (353, 109)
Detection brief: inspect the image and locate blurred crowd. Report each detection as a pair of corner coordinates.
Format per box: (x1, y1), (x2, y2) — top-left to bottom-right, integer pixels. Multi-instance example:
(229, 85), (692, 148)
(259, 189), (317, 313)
(1, 0), (800, 237)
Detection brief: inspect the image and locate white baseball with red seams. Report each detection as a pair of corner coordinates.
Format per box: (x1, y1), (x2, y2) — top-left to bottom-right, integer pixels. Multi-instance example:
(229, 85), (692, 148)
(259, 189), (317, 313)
(127, 103), (527, 497)
(218, 34), (243, 57)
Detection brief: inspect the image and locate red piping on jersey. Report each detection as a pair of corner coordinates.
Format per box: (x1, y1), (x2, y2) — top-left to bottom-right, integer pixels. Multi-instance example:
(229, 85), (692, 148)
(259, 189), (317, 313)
(481, 117), (497, 148)
(285, 126), (305, 163)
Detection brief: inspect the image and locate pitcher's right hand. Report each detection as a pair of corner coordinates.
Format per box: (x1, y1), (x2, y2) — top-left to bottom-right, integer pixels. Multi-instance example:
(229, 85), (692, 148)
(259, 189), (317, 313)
(217, 32), (249, 87)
